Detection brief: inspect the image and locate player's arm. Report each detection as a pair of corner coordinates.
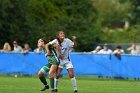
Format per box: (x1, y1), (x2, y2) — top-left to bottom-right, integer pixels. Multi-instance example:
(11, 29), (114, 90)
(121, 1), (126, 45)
(45, 43), (51, 56)
(45, 39), (57, 56)
(68, 38), (74, 52)
(53, 44), (62, 60)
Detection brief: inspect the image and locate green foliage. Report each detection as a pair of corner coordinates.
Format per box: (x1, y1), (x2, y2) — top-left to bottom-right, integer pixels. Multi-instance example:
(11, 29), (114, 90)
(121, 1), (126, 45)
(101, 24), (140, 43)
(0, 0), (98, 51)
(129, 0), (140, 24)
(0, 0), (32, 47)
(92, 0), (140, 46)
(93, 0), (131, 28)
(0, 0), (140, 51)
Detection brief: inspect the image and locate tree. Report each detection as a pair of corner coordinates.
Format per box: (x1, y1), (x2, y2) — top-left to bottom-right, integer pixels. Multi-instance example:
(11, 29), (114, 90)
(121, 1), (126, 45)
(0, 0), (98, 51)
(130, 0), (140, 24)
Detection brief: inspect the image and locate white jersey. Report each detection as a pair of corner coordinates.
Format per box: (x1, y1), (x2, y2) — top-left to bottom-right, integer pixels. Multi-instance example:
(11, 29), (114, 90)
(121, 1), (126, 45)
(113, 49), (125, 54)
(98, 49), (112, 54)
(13, 46), (23, 52)
(131, 49), (140, 55)
(49, 38), (74, 61)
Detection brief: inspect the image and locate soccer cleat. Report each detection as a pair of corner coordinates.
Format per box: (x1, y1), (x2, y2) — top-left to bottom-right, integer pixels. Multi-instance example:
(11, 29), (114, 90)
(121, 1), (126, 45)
(54, 89), (58, 92)
(74, 90), (78, 92)
(51, 89), (55, 92)
(40, 85), (49, 91)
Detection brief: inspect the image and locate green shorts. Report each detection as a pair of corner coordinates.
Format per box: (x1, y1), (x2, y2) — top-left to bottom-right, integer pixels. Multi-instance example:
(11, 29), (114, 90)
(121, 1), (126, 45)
(40, 56), (59, 73)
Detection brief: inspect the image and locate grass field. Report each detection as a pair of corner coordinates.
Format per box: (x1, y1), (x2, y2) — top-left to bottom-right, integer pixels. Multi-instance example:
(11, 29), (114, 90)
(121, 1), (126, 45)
(0, 75), (140, 93)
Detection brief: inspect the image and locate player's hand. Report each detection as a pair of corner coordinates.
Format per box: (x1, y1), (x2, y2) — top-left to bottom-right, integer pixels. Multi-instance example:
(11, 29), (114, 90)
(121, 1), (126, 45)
(46, 52), (51, 56)
(36, 49), (41, 54)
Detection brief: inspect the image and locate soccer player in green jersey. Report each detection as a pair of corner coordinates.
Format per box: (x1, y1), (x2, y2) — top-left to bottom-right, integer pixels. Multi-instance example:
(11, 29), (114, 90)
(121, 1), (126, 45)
(37, 38), (62, 92)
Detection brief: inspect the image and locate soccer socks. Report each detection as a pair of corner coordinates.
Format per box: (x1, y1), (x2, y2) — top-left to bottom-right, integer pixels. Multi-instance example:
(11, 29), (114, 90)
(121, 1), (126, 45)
(71, 77), (77, 91)
(54, 77), (77, 91)
(49, 77), (54, 90)
(54, 78), (59, 89)
(39, 76), (48, 86)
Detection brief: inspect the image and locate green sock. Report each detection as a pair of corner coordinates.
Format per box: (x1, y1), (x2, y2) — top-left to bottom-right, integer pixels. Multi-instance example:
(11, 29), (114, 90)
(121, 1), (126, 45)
(39, 76), (48, 85)
(49, 77), (54, 89)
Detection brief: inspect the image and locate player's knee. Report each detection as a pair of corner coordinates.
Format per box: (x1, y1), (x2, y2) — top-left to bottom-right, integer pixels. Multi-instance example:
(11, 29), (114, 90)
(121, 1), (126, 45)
(48, 72), (54, 78)
(56, 75), (60, 79)
(56, 73), (60, 79)
(38, 71), (44, 77)
(69, 73), (74, 78)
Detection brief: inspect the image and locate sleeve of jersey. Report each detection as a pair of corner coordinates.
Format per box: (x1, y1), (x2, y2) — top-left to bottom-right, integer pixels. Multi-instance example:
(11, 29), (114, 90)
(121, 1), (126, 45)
(67, 38), (74, 47)
(49, 39), (57, 45)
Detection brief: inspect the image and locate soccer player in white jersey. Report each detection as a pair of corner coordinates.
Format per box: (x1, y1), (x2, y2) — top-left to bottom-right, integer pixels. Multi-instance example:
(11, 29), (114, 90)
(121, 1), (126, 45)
(48, 31), (78, 92)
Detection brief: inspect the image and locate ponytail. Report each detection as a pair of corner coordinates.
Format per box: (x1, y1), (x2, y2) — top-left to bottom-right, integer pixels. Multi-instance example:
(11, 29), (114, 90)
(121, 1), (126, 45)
(56, 31), (63, 46)
(57, 37), (62, 46)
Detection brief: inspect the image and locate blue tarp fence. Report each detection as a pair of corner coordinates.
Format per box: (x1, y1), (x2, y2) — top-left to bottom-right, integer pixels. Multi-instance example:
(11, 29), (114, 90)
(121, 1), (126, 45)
(0, 52), (140, 78)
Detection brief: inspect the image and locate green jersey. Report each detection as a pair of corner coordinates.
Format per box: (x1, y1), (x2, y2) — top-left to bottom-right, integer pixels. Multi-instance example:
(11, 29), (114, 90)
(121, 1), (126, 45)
(40, 45), (59, 73)
(47, 44), (59, 65)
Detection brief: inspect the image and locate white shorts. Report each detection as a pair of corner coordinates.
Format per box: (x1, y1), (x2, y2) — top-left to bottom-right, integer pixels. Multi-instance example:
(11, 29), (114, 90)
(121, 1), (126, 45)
(59, 60), (73, 69)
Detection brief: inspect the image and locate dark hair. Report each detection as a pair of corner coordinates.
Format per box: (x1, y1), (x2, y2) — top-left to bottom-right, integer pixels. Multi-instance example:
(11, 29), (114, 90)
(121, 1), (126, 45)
(38, 38), (47, 44)
(116, 45), (121, 49)
(56, 31), (64, 46)
(13, 40), (18, 44)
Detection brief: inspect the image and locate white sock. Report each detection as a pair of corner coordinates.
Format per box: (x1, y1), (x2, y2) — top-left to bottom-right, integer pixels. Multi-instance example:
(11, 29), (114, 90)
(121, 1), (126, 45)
(54, 78), (59, 89)
(71, 77), (77, 90)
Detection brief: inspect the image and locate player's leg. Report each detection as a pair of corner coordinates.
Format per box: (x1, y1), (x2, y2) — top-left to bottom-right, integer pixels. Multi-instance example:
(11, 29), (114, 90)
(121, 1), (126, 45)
(38, 65), (50, 91)
(54, 67), (63, 92)
(48, 64), (57, 92)
(66, 62), (78, 92)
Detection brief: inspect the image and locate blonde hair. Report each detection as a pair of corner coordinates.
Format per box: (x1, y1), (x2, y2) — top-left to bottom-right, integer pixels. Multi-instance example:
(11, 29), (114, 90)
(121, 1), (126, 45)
(2, 42), (11, 52)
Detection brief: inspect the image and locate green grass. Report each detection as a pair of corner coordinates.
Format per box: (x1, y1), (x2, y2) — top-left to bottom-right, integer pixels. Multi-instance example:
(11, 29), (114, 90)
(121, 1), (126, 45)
(0, 75), (140, 93)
